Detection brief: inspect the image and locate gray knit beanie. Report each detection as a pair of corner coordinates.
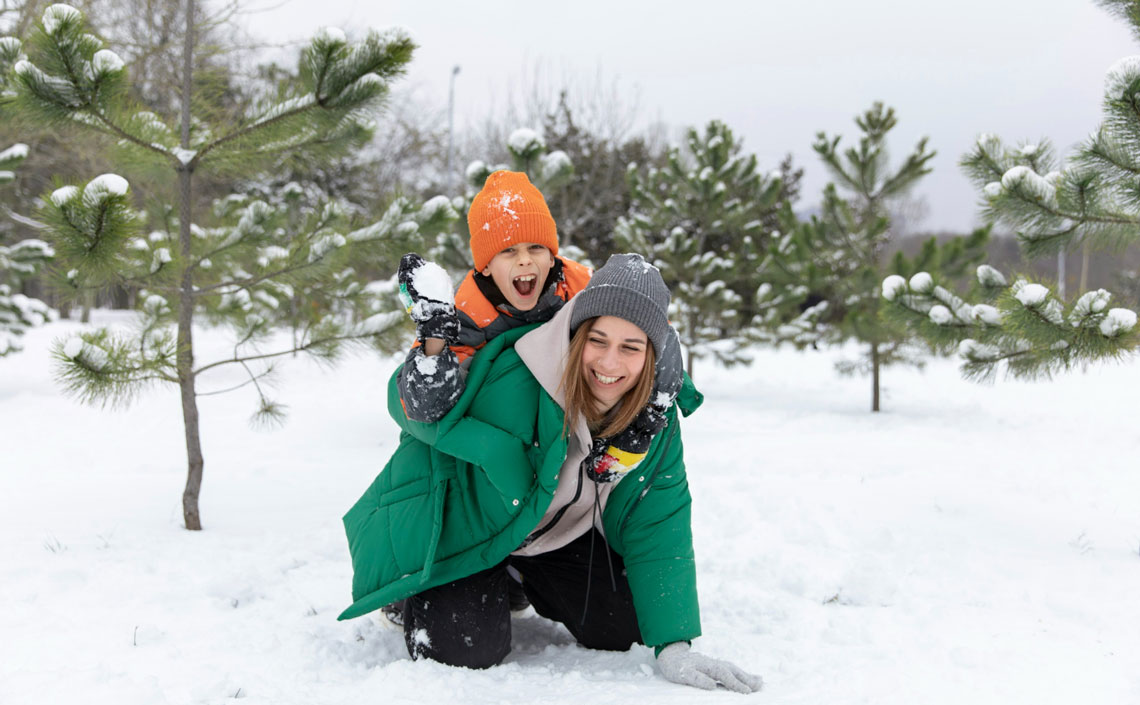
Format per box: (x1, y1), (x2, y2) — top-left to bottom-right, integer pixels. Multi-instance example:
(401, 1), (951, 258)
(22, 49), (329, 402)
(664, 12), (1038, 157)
(570, 253), (672, 357)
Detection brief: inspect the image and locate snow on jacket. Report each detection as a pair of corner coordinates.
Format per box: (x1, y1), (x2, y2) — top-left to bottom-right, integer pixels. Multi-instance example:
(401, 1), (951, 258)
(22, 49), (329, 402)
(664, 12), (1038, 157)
(396, 256), (592, 423)
(339, 305), (704, 649)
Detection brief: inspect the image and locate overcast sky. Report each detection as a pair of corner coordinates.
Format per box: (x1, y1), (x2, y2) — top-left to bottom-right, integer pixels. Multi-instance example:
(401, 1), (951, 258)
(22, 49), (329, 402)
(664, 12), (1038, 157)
(248, 0), (1136, 234)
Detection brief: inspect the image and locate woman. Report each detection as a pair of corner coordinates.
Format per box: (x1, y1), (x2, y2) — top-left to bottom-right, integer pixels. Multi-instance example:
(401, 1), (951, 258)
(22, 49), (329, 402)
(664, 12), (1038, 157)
(340, 254), (761, 693)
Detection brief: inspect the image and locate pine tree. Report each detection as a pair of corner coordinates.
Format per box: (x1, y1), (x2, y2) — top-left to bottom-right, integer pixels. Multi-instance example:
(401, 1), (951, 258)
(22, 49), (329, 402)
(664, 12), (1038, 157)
(0, 140), (55, 355)
(786, 102), (988, 411)
(0, 30), (53, 356)
(882, 1), (1140, 380)
(5, 4), (456, 529)
(615, 120), (785, 379)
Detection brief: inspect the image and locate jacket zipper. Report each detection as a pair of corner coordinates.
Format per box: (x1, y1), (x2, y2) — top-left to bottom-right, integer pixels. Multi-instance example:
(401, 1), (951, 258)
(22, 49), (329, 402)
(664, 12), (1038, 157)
(519, 456), (584, 547)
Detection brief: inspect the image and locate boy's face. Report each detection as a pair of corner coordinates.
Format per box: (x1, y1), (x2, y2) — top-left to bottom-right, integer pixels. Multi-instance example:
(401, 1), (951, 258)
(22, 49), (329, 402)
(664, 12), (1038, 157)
(480, 242), (555, 311)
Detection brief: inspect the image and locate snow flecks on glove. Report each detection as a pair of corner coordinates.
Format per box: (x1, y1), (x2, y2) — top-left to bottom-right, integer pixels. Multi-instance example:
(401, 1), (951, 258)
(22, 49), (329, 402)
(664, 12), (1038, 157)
(397, 345), (464, 423)
(656, 642), (762, 694)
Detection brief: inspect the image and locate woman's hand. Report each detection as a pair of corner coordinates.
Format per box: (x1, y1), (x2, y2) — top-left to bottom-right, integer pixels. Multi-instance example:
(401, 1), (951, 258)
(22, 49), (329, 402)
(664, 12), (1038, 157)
(657, 642), (762, 694)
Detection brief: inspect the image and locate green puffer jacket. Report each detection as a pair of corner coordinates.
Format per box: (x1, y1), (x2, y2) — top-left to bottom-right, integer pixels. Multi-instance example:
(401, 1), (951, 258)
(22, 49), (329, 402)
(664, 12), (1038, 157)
(338, 324), (704, 648)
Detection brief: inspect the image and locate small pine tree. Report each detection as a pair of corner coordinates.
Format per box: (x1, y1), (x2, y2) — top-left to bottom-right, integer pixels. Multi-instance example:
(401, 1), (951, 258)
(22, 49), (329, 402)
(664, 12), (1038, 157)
(0, 140), (55, 356)
(786, 102), (988, 411)
(6, 4), (455, 529)
(882, 1), (1140, 380)
(615, 120), (785, 379)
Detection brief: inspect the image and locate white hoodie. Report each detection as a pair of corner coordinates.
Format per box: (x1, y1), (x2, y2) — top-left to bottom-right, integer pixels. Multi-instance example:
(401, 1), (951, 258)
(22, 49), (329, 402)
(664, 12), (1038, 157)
(511, 297), (617, 556)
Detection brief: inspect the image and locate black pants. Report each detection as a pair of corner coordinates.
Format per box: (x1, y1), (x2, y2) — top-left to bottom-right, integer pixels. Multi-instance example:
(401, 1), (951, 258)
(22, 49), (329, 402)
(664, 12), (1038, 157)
(402, 529), (643, 669)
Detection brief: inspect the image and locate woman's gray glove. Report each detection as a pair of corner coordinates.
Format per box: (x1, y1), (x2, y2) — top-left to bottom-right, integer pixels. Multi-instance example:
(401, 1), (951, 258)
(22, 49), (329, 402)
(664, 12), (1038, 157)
(657, 642), (763, 694)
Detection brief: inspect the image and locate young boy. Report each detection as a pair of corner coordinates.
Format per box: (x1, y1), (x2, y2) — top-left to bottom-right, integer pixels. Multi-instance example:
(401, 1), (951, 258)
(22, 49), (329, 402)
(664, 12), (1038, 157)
(387, 171), (683, 626)
(396, 169), (682, 479)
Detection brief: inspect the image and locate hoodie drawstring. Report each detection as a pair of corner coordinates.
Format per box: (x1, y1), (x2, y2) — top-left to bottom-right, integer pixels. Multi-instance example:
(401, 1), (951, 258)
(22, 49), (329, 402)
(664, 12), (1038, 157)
(579, 480), (618, 626)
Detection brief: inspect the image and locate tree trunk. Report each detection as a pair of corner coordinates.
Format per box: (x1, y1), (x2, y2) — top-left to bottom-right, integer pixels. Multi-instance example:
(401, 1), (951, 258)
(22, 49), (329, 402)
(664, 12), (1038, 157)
(1079, 242), (1090, 295)
(178, 0), (203, 531)
(871, 341), (880, 412)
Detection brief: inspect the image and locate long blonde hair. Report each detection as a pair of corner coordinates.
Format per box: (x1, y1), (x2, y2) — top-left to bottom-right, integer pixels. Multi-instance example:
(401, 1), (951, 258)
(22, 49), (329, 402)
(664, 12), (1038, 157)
(559, 317), (656, 439)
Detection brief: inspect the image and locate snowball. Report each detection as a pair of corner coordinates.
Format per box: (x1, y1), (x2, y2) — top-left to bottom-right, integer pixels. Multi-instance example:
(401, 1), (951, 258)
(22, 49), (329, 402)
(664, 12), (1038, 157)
(983, 182), (1002, 198)
(882, 274), (907, 301)
(411, 261), (453, 302)
(908, 272), (934, 294)
(85, 173), (129, 197)
(973, 304), (1002, 325)
(91, 49), (124, 74)
(62, 337), (84, 358)
(1105, 56), (1140, 100)
(977, 265), (1007, 287)
(315, 27), (347, 44)
(43, 4), (82, 35)
(50, 185), (79, 206)
(929, 305), (953, 325)
(1014, 283), (1049, 307)
(1099, 308), (1137, 337)
(507, 128), (543, 154)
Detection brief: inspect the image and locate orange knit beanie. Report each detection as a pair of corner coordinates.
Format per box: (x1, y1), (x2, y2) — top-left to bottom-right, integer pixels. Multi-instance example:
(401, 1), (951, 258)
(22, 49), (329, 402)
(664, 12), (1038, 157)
(467, 170), (558, 271)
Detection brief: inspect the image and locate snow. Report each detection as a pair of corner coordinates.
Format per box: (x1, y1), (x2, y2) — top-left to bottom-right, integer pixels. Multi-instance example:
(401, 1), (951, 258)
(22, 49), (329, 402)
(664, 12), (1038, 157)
(410, 260), (453, 303)
(315, 26), (347, 44)
(983, 181), (1002, 198)
(907, 272), (933, 294)
(1104, 55), (1140, 100)
(1014, 283), (1049, 307)
(85, 173), (130, 197)
(972, 304), (1002, 326)
(49, 185), (79, 206)
(42, 4), (81, 35)
(1001, 166), (1056, 204)
(976, 264), (1007, 287)
(91, 49), (124, 74)
(928, 305), (953, 325)
(0, 143), (28, 161)
(507, 128), (543, 154)
(4, 312), (1140, 704)
(1098, 308), (1137, 337)
(171, 147), (197, 165)
(0, 36), (21, 56)
(881, 275), (906, 301)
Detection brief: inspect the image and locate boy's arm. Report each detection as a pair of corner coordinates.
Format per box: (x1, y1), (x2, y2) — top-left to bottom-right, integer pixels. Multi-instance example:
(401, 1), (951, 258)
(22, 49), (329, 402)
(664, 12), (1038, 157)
(396, 253), (465, 422)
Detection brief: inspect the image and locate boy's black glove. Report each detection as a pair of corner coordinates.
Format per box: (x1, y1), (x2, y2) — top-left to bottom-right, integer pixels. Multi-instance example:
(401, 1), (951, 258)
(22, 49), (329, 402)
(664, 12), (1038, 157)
(398, 253), (460, 345)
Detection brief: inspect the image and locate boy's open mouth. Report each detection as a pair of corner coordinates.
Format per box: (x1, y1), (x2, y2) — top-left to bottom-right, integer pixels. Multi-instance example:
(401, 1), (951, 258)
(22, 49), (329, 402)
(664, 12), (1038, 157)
(513, 274), (537, 297)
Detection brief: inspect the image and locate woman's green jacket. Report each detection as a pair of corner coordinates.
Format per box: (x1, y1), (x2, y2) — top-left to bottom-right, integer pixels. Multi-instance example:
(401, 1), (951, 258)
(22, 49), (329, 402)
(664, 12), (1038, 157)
(339, 325), (704, 649)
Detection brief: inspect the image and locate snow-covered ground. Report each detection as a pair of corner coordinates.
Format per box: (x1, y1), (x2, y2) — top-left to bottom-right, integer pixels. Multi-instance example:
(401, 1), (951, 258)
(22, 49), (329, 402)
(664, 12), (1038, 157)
(2, 311), (1138, 704)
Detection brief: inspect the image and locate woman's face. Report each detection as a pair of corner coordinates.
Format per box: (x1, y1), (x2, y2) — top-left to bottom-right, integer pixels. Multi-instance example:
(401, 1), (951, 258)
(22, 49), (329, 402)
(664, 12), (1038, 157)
(580, 316), (648, 413)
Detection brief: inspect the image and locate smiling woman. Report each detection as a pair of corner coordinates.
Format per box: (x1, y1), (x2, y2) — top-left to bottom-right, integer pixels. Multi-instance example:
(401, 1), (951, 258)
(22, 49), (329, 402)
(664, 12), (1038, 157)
(341, 253), (762, 693)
